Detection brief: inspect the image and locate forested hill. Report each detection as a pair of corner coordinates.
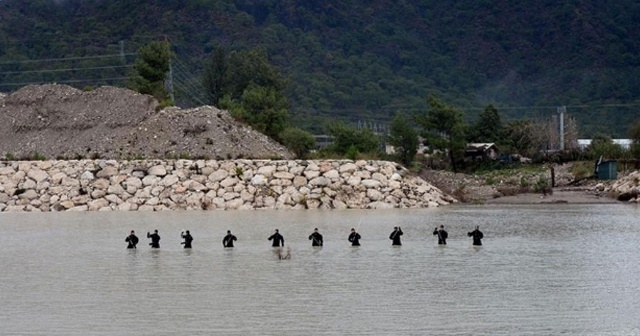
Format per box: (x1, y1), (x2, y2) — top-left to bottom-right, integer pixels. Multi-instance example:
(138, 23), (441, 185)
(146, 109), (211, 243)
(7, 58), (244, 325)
(1, 0), (639, 137)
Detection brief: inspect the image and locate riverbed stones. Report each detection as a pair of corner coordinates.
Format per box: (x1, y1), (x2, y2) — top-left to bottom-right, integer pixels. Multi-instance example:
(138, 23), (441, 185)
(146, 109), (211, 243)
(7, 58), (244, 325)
(0, 159), (453, 212)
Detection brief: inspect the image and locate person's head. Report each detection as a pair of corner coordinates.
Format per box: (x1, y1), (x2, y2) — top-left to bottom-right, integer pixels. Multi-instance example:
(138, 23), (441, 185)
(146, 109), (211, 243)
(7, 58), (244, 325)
(314, 228), (319, 232)
(275, 229), (279, 233)
(154, 229), (158, 233)
(227, 230), (231, 234)
(394, 226), (398, 230)
(351, 228), (355, 232)
(185, 230), (190, 234)
(440, 225), (444, 229)
(130, 230), (135, 234)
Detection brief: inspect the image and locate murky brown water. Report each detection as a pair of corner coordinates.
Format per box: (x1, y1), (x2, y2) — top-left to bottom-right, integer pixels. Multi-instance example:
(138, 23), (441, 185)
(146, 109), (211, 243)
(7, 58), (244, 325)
(1, 205), (640, 335)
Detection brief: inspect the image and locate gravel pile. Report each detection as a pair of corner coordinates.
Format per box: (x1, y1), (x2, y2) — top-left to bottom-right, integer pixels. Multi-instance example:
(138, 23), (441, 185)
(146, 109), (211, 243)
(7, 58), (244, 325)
(0, 84), (292, 160)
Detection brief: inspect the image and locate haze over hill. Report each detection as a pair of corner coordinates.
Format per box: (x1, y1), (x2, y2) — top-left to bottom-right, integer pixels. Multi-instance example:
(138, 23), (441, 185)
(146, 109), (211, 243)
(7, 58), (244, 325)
(0, 0), (639, 137)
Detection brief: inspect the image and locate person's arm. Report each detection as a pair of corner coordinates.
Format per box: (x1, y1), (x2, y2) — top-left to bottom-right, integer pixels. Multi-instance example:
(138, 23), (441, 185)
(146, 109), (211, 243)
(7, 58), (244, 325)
(268, 234), (273, 241)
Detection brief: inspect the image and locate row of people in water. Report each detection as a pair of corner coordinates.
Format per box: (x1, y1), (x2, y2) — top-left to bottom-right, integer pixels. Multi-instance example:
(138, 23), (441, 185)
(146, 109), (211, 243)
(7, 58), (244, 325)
(124, 225), (484, 249)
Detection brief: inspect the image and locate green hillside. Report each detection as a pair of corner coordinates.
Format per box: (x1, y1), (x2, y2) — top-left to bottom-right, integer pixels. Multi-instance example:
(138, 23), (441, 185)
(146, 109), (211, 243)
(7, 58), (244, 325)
(1, 0), (639, 137)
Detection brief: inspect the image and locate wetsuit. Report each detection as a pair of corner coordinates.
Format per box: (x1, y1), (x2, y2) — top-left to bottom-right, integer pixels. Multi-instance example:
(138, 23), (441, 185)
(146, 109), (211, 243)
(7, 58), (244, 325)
(223, 234), (237, 247)
(125, 234), (139, 249)
(389, 228), (403, 246)
(309, 232), (323, 246)
(468, 229), (483, 246)
(348, 232), (361, 246)
(181, 232), (193, 248)
(147, 232), (161, 248)
(268, 233), (285, 247)
(433, 228), (448, 245)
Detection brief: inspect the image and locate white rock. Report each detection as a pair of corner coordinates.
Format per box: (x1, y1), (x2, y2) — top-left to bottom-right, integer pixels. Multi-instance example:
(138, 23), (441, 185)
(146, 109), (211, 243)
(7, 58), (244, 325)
(309, 177), (329, 186)
(27, 169), (49, 183)
(209, 169), (229, 182)
(257, 165), (277, 177)
(361, 179), (381, 188)
(96, 166), (119, 178)
(142, 175), (161, 186)
(148, 165), (167, 176)
(339, 163), (358, 173)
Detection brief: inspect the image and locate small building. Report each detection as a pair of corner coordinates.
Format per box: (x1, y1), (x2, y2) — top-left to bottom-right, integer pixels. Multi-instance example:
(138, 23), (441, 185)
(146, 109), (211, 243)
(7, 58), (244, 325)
(465, 143), (499, 160)
(596, 160), (618, 180)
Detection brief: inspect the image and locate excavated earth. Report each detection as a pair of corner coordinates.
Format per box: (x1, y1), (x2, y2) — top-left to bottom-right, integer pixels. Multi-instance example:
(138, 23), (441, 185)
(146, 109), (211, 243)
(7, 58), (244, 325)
(0, 84), (292, 160)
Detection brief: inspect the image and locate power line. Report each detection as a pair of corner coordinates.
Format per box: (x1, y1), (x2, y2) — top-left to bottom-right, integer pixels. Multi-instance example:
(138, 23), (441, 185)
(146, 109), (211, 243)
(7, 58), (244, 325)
(0, 64), (133, 75)
(0, 53), (137, 65)
(0, 77), (130, 87)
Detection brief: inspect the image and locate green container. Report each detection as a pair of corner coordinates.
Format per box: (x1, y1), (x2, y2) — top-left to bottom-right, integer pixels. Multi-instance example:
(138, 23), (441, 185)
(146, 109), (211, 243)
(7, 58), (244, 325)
(597, 160), (618, 180)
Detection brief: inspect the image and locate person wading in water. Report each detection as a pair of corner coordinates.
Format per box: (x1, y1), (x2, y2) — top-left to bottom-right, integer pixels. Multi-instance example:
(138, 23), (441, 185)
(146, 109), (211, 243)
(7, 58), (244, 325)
(433, 225), (448, 245)
(223, 230), (237, 248)
(348, 228), (361, 246)
(468, 226), (484, 246)
(308, 228), (323, 247)
(181, 230), (193, 248)
(268, 229), (285, 247)
(147, 230), (161, 248)
(125, 230), (139, 249)
(389, 226), (403, 246)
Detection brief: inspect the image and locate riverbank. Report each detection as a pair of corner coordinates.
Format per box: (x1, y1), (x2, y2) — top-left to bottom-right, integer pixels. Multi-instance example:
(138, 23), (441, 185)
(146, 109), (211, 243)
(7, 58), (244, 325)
(0, 159), (455, 212)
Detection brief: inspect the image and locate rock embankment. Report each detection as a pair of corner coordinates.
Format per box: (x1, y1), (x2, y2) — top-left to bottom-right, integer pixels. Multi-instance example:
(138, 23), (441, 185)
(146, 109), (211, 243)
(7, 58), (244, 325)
(605, 170), (640, 202)
(0, 159), (454, 212)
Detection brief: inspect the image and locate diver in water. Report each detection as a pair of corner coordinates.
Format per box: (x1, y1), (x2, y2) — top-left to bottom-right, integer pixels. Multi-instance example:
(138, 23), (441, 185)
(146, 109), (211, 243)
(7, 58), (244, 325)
(147, 230), (161, 248)
(181, 230), (193, 249)
(433, 225), (448, 245)
(389, 226), (403, 246)
(468, 226), (484, 246)
(223, 230), (237, 248)
(348, 228), (361, 246)
(268, 229), (285, 247)
(308, 228), (323, 247)
(125, 230), (139, 249)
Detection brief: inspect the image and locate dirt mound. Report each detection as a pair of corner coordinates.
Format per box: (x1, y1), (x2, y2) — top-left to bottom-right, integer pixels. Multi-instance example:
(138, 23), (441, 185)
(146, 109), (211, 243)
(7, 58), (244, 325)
(0, 84), (292, 160)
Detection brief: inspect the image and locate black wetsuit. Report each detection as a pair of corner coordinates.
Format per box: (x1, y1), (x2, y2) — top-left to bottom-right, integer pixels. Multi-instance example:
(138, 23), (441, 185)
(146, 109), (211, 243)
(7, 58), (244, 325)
(389, 228), (403, 246)
(125, 234), (139, 249)
(468, 229), (484, 246)
(268, 233), (285, 247)
(433, 229), (448, 245)
(309, 232), (323, 246)
(223, 234), (237, 247)
(181, 232), (193, 248)
(147, 232), (161, 248)
(348, 232), (361, 246)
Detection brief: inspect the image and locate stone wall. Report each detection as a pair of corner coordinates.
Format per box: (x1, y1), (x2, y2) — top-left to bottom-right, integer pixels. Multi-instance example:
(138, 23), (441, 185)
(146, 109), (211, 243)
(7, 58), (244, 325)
(0, 159), (455, 212)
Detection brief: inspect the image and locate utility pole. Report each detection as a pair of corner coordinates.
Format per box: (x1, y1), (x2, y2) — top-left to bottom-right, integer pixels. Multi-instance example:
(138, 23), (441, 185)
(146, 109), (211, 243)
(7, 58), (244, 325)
(119, 40), (125, 63)
(557, 106), (566, 151)
(168, 58), (175, 103)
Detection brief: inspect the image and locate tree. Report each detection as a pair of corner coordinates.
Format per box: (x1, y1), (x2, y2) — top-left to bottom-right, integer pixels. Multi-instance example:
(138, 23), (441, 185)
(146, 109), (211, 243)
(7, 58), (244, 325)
(203, 47), (288, 106)
(220, 85), (289, 141)
(130, 41), (172, 105)
(202, 46), (228, 106)
(588, 133), (623, 159)
(470, 104), (504, 143)
(325, 121), (380, 157)
(280, 127), (316, 159)
(207, 47), (290, 141)
(388, 112), (418, 166)
(416, 95), (466, 172)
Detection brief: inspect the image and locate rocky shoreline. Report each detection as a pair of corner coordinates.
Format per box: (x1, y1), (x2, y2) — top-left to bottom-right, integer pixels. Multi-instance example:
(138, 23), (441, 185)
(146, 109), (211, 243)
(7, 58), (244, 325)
(0, 159), (455, 212)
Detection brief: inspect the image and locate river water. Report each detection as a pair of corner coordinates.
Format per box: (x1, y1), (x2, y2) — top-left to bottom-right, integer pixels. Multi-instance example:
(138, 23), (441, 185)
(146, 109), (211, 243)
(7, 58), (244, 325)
(1, 205), (639, 336)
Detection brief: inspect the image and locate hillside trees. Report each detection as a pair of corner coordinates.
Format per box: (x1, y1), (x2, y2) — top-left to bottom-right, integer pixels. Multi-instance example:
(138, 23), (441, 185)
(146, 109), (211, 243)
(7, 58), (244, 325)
(130, 41), (173, 106)
(207, 47), (291, 141)
(470, 105), (504, 144)
(388, 112), (418, 166)
(416, 96), (467, 172)
(324, 121), (380, 159)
